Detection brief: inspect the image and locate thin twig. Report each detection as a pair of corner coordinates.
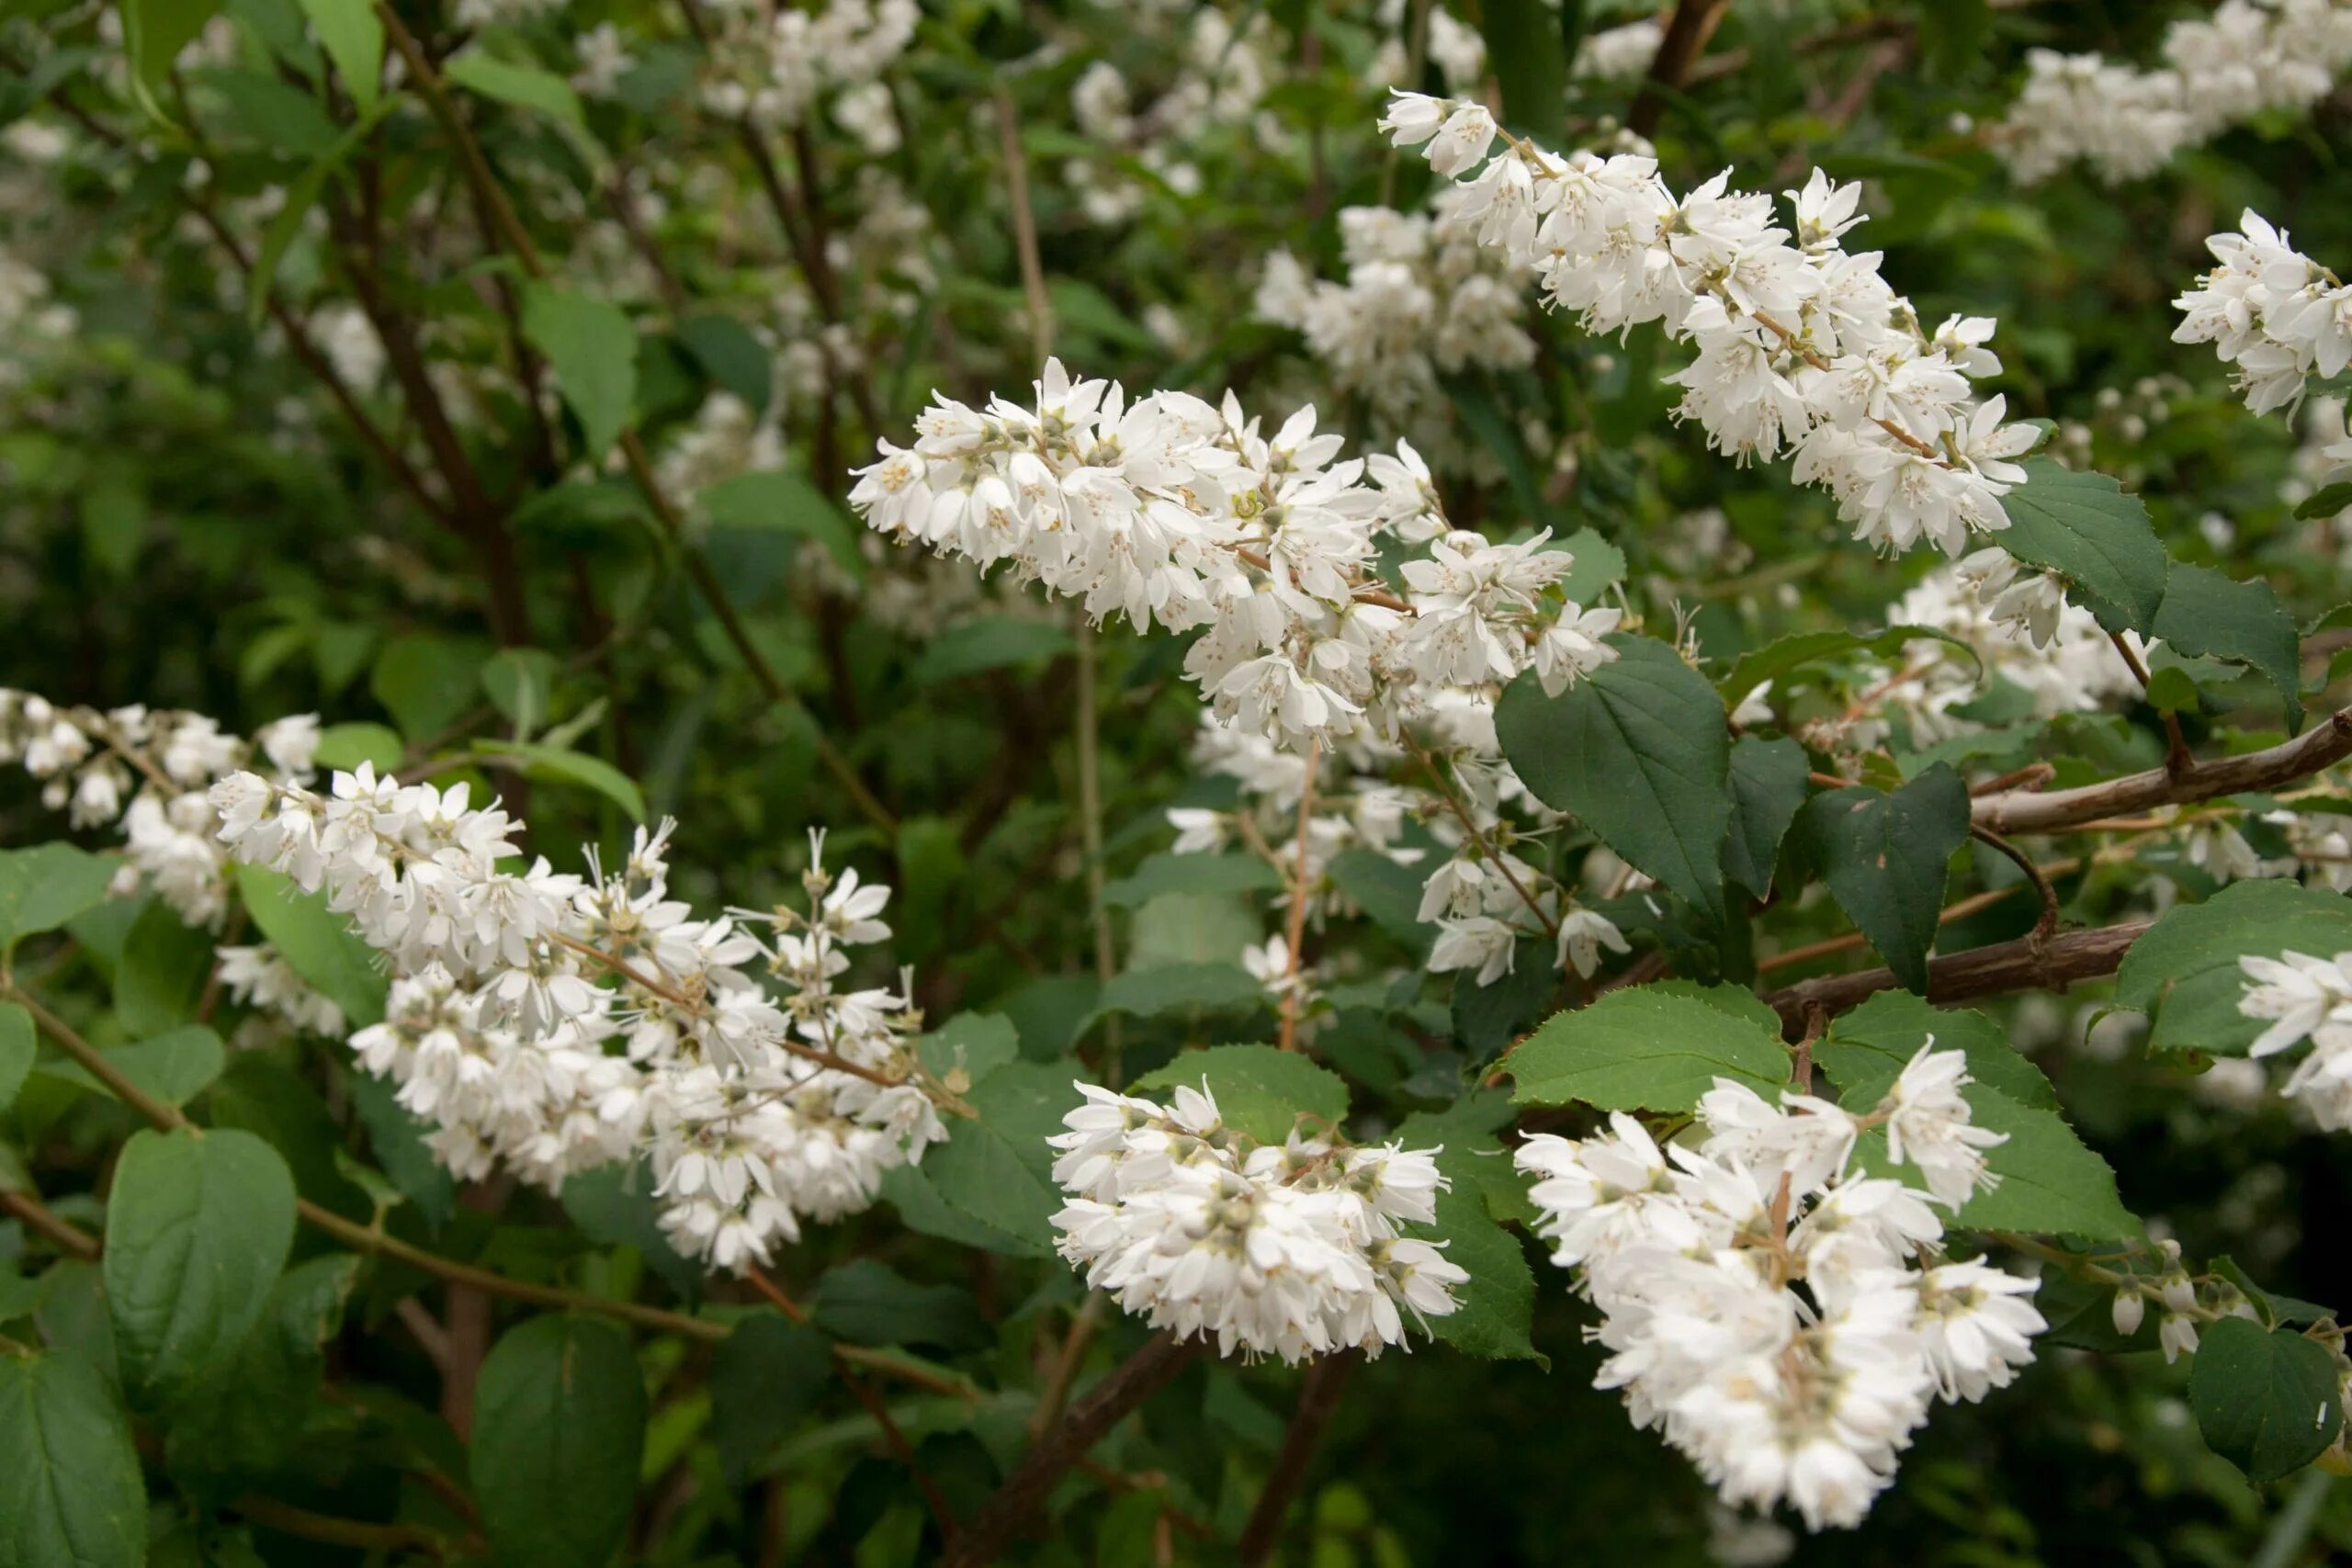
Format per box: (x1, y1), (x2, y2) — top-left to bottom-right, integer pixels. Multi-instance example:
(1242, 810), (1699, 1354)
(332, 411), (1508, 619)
(1239, 1350), (1361, 1566)
(1969, 824), (2060, 940)
(1628, 0), (1736, 137)
(1278, 740), (1323, 1053)
(0, 1188), (100, 1259)
(1762, 920), (2151, 1032)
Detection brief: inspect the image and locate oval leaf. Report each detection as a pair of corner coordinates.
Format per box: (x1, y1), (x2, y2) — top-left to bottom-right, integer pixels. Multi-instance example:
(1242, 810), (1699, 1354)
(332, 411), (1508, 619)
(471, 1316), (649, 1568)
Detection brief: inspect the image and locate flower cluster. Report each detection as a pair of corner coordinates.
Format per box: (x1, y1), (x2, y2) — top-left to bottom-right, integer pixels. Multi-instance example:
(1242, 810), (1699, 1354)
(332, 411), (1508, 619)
(209, 762), (952, 1271)
(0, 689), (322, 925)
(1049, 1079), (1465, 1362)
(847, 359), (1621, 754)
(2175, 211), (2352, 421)
(1830, 556), (2146, 752)
(1517, 1048), (2041, 1529)
(1062, 10), (1282, 227)
(1256, 197), (1539, 445)
(695, 0), (917, 148)
(1994, 1), (2352, 186)
(1381, 94), (2041, 558)
(2237, 950), (2352, 1131)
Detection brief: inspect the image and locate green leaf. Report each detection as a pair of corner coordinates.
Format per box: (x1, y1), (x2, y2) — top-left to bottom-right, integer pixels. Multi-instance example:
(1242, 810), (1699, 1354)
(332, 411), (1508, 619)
(2115, 882), (2352, 1055)
(480, 648), (559, 734)
(1131, 1043), (1350, 1144)
(675, 314), (772, 414)
(1717, 625), (1980, 713)
(0, 842), (119, 953)
(0, 1352), (147, 1568)
(471, 739), (646, 821)
(1102, 852), (1283, 908)
(1496, 635), (1731, 920)
(443, 50), (588, 134)
(37, 1023), (225, 1110)
(311, 721), (403, 773)
(245, 90), (400, 326)
(1479, 0), (1567, 141)
(911, 616), (1075, 684)
(114, 898), (215, 1037)
(1413, 1182), (1543, 1364)
(702, 468), (863, 575)
(1723, 735), (1809, 901)
(2151, 562), (2304, 731)
(560, 1162), (703, 1301)
(2298, 481), (2352, 520)
(1996, 458), (2170, 633)
(348, 1073), (456, 1231)
(1815, 990), (2058, 1111)
(915, 1061), (1070, 1252)
(233, 863), (388, 1028)
(1450, 939), (1556, 1058)
(710, 1316), (830, 1485)
(0, 1003), (33, 1115)
(294, 0), (380, 110)
(1091, 962), (1264, 1025)
(1555, 526), (1627, 607)
(2188, 1317), (2344, 1483)
(915, 1012), (1020, 1087)
(1395, 1092), (1532, 1224)
(369, 634), (486, 741)
(521, 283), (638, 457)
(1791, 764), (1972, 992)
(808, 1259), (989, 1352)
(1327, 848), (1431, 955)
(160, 1253), (360, 1493)
(103, 1127), (298, 1396)
(1506, 983), (1788, 1111)
(123, 0), (225, 115)
(471, 1316), (648, 1568)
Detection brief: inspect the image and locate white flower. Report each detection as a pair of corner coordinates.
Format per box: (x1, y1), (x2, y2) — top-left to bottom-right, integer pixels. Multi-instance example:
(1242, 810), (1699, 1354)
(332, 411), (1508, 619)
(1555, 906), (1630, 978)
(1049, 1079), (1461, 1362)
(1428, 914), (1519, 987)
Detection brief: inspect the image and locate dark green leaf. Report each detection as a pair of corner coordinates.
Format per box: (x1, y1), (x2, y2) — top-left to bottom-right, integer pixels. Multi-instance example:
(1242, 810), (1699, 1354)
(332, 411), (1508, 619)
(114, 898), (215, 1037)
(294, 0), (380, 110)
(0, 1352), (146, 1568)
(1479, 0), (1567, 145)
(103, 1127), (297, 1396)
(1723, 735), (1809, 901)
(2151, 562), (2304, 731)
(809, 1259), (989, 1351)
(471, 739), (646, 821)
(1791, 764), (1971, 992)
(471, 1316), (648, 1568)
(444, 50), (589, 134)
(915, 1061), (1071, 1252)
(1717, 625), (1980, 712)
(560, 1162), (703, 1301)
(675, 314), (772, 414)
(1996, 458), (2169, 633)
(1496, 636), (1731, 919)
(710, 1316), (830, 1484)
(2188, 1316), (2343, 1482)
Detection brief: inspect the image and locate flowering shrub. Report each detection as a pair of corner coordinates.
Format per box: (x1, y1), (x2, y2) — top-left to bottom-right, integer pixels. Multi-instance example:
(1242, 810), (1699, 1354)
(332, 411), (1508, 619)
(3, 0), (2352, 1563)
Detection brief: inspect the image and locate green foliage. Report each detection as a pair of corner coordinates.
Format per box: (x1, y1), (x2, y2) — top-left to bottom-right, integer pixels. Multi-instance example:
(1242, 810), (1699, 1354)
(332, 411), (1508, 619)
(1496, 635), (1732, 920)
(1791, 765), (1972, 991)
(0, 1352), (147, 1568)
(2188, 1318), (2345, 1483)
(1132, 1043), (1350, 1143)
(2117, 881), (2352, 1055)
(471, 1316), (649, 1568)
(101, 1127), (298, 1397)
(1508, 983), (1788, 1111)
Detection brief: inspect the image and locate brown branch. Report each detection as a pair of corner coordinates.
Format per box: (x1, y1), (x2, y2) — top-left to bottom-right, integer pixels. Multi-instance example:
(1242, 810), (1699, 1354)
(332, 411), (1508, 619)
(1278, 739), (1322, 1053)
(1627, 0), (1736, 137)
(0, 1188), (100, 1259)
(1969, 824), (2058, 940)
(1763, 920), (2151, 1033)
(232, 1495), (464, 1558)
(1972, 705), (2352, 837)
(1239, 1350), (1361, 1567)
(947, 1333), (1205, 1567)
